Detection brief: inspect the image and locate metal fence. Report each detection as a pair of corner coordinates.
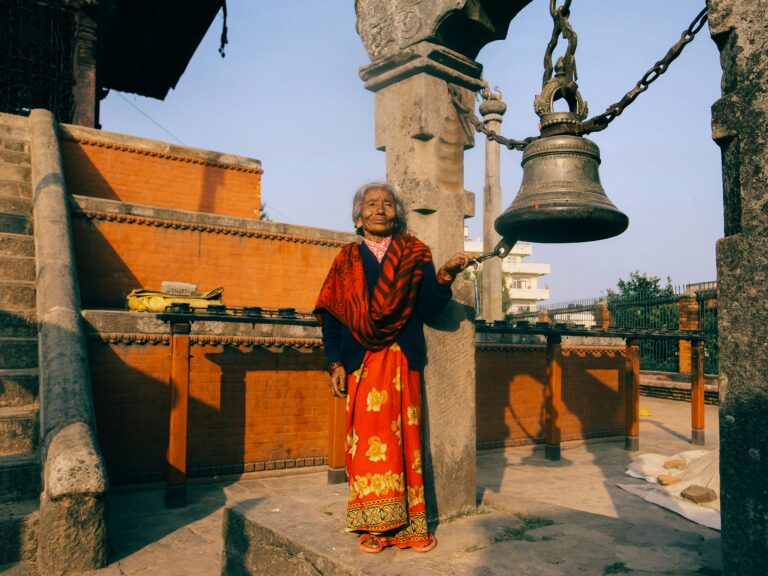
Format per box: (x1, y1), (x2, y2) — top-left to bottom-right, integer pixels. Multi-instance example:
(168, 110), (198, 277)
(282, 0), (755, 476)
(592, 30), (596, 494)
(0, 0), (77, 122)
(506, 282), (719, 374)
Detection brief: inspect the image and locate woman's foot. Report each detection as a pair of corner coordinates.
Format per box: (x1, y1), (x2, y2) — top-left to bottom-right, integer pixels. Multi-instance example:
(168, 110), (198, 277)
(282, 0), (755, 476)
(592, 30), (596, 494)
(411, 533), (437, 553)
(358, 533), (384, 554)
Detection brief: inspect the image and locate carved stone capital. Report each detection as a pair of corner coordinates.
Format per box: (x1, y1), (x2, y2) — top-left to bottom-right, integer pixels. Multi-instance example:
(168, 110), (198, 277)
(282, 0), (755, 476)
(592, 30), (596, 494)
(360, 41), (484, 93)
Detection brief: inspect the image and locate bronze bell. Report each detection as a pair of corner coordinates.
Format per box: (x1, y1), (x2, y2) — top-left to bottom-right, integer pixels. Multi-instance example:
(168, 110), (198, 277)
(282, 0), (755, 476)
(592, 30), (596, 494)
(494, 68), (629, 244)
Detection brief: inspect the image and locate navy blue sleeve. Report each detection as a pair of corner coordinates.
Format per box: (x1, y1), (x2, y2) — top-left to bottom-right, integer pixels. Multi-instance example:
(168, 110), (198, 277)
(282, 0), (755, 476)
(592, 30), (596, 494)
(320, 311), (343, 365)
(418, 260), (453, 319)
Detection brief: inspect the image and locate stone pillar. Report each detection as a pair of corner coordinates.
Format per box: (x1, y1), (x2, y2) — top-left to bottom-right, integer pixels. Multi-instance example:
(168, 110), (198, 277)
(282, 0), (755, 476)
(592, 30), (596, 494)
(708, 2), (768, 573)
(595, 300), (611, 330)
(72, 7), (99, 127)
(479, 89), (506, 322)
(356, 0), (532, 520)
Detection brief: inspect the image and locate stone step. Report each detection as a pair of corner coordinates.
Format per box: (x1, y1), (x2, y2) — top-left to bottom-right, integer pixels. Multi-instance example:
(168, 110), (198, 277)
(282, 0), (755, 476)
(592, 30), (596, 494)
(0, 197), (31, 218)
(0, 311), (36, 338)
(0, 500), (38, 565)
(0, 114), (30, 137)
(0, 180), (31, 200)
(0, 150), (29, 167)
(0, 455), (39, 504)
(0, 233), (34, 258)
(0, 257), (35, 283)
(0, 338), (37, 371)
(0, 165), (30, 185)
(0, 282), (36, 312)
(0, 407), (38, 458)
(0, 370), (38, 408)
(0, 214), (31, 236)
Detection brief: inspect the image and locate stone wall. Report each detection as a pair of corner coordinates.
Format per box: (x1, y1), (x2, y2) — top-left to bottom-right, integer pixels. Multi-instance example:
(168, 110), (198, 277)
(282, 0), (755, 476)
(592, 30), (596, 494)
(708, 1), (768, 573)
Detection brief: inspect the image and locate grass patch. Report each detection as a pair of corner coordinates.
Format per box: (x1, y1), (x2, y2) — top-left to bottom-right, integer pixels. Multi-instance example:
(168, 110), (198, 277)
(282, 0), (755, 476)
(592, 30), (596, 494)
(493, 514), (555, 543)
(603, 562), (632, 574)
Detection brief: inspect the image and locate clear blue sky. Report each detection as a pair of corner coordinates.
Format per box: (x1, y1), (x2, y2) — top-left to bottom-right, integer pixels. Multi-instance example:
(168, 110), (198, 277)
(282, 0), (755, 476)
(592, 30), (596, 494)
(100, 0), (722, 304)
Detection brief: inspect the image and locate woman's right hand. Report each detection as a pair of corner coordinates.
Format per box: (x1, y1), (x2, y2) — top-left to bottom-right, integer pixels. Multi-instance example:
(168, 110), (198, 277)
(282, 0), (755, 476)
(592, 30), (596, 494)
(330, 366), (347, 398)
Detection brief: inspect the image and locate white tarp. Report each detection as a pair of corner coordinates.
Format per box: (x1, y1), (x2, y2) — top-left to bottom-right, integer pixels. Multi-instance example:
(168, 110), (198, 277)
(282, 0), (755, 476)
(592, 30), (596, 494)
(617, 449), (720, 531)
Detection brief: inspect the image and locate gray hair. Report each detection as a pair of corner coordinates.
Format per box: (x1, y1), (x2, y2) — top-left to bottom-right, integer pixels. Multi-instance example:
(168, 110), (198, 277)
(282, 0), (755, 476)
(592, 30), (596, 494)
(352, 182), (408, 236)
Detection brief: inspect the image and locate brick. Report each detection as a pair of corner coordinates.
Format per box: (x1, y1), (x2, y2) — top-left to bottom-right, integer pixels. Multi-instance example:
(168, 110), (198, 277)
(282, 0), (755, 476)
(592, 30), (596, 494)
(1, 140), (29, 154)
(0, 149), (29, 166)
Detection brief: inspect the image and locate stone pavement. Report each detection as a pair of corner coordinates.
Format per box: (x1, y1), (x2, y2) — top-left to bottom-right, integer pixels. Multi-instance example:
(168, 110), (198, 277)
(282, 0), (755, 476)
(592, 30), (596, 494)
(2, 396), (720, 575)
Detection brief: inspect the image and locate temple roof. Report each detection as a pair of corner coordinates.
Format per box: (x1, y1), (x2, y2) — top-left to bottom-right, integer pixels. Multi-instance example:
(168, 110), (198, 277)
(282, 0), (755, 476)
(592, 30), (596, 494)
(98, 0), (224, 99)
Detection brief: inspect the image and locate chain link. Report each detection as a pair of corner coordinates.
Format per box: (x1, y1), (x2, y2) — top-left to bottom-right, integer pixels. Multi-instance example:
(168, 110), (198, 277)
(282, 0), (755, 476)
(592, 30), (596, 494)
(580, 7), (709, 135)
(448, 84), (537, 151)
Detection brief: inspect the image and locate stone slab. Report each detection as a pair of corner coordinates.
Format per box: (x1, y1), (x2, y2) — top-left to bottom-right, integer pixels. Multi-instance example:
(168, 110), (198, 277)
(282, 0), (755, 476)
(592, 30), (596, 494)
(0, 181), (31, 200)
(0, 338), (37, 370)
(0, 197), (32, 217)
(0, 257), (35, 282)
(0, 234), (34, 258)
(0, 214), (31, 236)
(0, 501), (38, 565)
(0, 407), (38, 457)
(0, 310), (36, 337)
(223, 477), (720, 576)
(0, 455), (40, 503)
(0, 370), (38, 408)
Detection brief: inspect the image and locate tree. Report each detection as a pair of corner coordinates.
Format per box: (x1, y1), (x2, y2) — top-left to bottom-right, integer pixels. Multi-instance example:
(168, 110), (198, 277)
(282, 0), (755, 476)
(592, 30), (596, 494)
(606, 271), (679, 371)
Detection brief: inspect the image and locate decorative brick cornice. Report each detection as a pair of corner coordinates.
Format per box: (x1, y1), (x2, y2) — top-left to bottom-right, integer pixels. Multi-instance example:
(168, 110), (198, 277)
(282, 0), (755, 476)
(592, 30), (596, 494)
(90, 332), (170, 345)
(562, 347), (626, 358)
(88, 332), (322, 349)
(62, 135), (264, 174)
(190, 335), (322, 348)
(476, 343), (545, 353)
(73, 208), (349, 247)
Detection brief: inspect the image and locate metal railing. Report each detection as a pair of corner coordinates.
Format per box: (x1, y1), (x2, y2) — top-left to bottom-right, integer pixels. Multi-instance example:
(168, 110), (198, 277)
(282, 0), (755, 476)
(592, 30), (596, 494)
(506, 282), (719, 374)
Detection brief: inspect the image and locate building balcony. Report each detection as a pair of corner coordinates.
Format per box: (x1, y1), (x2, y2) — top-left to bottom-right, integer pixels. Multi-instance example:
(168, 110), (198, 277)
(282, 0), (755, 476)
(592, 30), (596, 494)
(507, 287), (550, 301)
(503, 262), (550, 276)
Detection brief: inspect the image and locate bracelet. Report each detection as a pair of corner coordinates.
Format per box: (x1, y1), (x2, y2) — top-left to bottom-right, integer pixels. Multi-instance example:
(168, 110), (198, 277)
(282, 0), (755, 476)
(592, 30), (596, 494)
(327, 361), (344, 375)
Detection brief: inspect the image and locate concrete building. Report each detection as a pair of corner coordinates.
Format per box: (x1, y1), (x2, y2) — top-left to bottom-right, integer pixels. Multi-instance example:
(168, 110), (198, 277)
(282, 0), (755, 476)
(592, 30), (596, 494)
(464, 232), (550, 315)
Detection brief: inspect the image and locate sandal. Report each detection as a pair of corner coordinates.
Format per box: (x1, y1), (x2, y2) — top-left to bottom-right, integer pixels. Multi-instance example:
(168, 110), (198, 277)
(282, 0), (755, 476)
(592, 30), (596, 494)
(412, 533), (437, 553)
(358, 533), (384, 554)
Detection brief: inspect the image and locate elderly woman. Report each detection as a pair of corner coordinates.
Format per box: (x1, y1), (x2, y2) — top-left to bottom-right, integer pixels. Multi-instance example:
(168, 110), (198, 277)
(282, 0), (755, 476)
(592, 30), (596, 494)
(314, 182), (472, 554)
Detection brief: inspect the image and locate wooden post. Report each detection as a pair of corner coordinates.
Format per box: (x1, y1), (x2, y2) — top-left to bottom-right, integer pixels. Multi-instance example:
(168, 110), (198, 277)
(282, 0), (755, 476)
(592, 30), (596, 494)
(545, 334), (562, 461)
(691, 339), (706, 445)
(327, 395), (347, 484)
(166, 321), (191, 508)
(625, 338), (640, 452)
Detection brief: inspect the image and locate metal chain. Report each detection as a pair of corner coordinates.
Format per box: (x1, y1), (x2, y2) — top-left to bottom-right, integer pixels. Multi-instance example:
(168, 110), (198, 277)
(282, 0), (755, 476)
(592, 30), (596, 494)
(448, 84), (537, 151)
(580, 7), (709, 135)
(449, 6), (709, 148)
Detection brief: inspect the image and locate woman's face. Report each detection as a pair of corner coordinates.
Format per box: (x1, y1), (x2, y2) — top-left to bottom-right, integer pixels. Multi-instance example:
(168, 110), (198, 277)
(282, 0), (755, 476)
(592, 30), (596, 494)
(356, 188), (396, 239)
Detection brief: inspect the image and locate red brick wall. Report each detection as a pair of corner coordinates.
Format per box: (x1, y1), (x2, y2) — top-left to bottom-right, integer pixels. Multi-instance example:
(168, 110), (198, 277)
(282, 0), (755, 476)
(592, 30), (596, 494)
(89, 337), (330, 484)
(91, 339), (627, 484)
(476, 345), (625, 449)
(72, 215), (346, 309)
(60, 136), (262, 219)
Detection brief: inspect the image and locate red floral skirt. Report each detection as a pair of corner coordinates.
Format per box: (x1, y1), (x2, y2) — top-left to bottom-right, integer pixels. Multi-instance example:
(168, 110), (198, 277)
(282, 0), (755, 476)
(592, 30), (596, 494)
(344, 343), (429, 548)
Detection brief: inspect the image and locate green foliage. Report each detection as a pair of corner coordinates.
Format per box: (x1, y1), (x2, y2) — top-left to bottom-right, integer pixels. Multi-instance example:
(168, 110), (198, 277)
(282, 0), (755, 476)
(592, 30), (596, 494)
(259, 203), (272, 221)
(606, 271), (679, 371)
